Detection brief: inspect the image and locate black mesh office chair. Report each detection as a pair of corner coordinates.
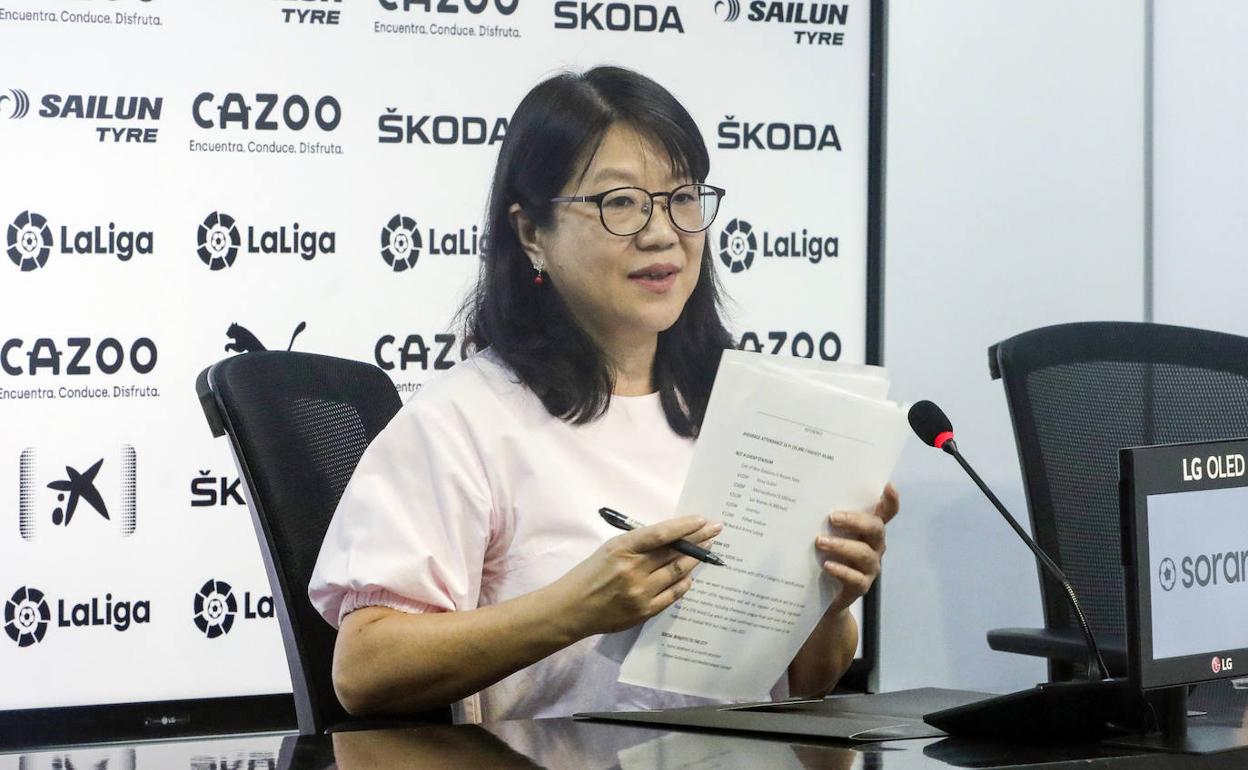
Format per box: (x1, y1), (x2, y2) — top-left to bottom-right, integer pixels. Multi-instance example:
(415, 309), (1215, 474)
(196, 351), (450, 733)
(986, 321), (1248, 714)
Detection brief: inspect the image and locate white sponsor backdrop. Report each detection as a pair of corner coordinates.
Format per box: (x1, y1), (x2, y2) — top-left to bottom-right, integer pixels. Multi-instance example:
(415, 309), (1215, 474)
(0, 0), (875, 710)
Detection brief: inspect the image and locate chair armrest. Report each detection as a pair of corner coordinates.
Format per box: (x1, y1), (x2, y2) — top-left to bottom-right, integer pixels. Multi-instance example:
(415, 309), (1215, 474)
(987, 627), (1127, 669)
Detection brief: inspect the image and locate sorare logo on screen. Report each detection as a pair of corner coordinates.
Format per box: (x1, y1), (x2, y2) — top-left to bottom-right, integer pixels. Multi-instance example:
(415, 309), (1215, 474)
(1158, 549), (1248, 592)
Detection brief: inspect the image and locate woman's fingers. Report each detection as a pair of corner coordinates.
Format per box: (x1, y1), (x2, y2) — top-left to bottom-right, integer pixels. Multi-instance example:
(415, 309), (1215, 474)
(828, 509), (886, 552)
(649, 574), (695, 614)
(616, 515), (707, 554)
(822, 561), (875, 597)
(876, 483), (901, 524)
(816, 535), (880, 576)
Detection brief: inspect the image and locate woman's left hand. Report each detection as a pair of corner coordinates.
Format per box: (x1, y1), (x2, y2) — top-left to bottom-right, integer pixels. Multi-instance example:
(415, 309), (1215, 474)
(815, 483), (900, 616)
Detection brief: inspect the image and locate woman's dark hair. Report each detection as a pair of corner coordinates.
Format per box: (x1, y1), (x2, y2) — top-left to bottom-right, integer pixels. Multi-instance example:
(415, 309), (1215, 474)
(462, 65), (733, 438)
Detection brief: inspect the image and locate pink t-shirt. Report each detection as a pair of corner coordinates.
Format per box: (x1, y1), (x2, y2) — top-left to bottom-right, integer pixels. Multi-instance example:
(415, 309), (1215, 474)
(309, 350), (768, 723)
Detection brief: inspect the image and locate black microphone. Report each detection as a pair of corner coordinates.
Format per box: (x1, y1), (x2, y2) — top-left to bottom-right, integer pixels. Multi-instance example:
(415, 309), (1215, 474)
(908, 400), (1110, 681)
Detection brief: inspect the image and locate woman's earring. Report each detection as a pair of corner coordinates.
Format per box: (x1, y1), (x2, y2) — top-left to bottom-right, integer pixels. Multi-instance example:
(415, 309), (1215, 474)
(532, 259), (545, 286)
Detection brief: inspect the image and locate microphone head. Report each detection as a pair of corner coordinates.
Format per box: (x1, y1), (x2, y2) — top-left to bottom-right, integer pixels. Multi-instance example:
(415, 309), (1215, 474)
(908, 400), (955, 449)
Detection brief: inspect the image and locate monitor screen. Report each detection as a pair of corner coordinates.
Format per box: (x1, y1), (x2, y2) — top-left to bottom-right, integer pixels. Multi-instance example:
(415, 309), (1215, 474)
(1121, 439), (1248, 690)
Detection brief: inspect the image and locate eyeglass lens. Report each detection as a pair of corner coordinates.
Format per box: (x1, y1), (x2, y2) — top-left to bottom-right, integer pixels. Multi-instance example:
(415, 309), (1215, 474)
(600, 184), (721, 236)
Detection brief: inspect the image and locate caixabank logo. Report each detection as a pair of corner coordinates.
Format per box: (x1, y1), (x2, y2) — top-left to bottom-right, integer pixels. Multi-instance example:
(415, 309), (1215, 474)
(554, 2), (684, 32)
(197, 211), (336, 270)
(378, 213), (479, 273)
(18, 446), (137, 541)
(718, 115), (841, 151)
(0, 90), (162, 144)
(379, 109), (508, 146)
(717, 216), (837, 273)
(6, 210), (153, 272)
(714, 0), (849, 46)
(192, 578), (274, 639)
(4, 585), (151, 649)
(277, 0), (341, 25)
(190, 92), (343, 157)
(374, 0), (522, 40)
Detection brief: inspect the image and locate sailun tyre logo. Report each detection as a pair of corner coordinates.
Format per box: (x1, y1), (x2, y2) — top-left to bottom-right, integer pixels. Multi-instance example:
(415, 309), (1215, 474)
(7, 211), (52, 271)
(719, 218), (756, 273)
(714, 0), (741, 21)
(2, 89), (30, 119)
(198, 212), (240, 271)
(5, 586), (50, 647)
(381, 214), (421, 272)
(193, 578), (237, 639)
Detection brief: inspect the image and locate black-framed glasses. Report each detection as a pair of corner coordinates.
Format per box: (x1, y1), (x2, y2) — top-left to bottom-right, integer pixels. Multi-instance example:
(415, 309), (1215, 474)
(550, 183), (726, 237)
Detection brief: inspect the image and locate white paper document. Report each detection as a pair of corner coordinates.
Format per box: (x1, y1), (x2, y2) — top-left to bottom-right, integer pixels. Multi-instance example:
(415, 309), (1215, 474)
(617, 350), (908, 700)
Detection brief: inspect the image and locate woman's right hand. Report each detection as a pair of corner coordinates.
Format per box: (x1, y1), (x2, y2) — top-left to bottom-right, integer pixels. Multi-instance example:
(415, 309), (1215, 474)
(544, 515), (723, 639)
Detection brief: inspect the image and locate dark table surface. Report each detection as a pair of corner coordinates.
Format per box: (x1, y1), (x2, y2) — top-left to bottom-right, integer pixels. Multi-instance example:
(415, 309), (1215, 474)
(5, 685), (1248, 769)
(4, 716), (1248, 770)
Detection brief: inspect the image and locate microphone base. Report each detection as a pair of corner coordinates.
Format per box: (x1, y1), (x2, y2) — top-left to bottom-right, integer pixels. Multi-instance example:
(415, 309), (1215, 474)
(923, 679), (1151, 742)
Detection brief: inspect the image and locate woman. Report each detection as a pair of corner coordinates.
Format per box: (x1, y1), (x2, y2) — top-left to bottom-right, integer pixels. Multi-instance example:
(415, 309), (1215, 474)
(309, 66), (899, 724)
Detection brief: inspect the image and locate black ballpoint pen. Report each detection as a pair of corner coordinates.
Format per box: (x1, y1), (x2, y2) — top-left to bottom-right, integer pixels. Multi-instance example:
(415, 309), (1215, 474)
(598, 507), (725, 566)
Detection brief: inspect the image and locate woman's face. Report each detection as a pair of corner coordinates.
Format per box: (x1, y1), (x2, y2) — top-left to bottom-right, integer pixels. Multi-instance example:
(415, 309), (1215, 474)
(529, 123), (705, 351)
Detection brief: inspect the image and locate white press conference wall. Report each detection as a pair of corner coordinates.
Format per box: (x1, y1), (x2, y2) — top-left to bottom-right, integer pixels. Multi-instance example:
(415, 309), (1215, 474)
(881, 0), (1145, 693)
(0, 2), (875, 709)
(1151, 0), (1248, 332)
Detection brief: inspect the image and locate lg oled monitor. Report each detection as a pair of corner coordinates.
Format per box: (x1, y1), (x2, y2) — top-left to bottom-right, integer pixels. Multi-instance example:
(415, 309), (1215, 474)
(1121, 438), (1248, 690)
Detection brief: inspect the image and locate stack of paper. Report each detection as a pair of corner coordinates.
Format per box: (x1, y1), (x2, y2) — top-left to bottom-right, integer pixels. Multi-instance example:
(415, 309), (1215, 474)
(617, 350), (908, 701)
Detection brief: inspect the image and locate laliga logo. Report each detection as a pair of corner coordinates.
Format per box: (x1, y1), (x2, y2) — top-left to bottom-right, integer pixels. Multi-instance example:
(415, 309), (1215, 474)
(718, 216), (837, 272)
(4, 586), (50, 648)
(719, 218), (755, 273)
(193, 578), (275, 639)
(196, 211), (335, 269)
(193, 579), (236, 638)
(714, 0), (741, 21)
(7, 210), (153, 271)
(4, 585), (151, 647)
(7, 211), (51, 271)
(381, 214), (421, 272)
(197, 211), (240, 270)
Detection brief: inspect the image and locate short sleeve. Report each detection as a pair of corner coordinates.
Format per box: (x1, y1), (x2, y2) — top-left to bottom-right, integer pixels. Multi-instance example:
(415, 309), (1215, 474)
(308, 389), (494, 628)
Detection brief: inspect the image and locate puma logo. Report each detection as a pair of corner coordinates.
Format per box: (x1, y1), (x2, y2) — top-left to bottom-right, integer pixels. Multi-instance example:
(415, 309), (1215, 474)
(225, 321), (306, 354)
